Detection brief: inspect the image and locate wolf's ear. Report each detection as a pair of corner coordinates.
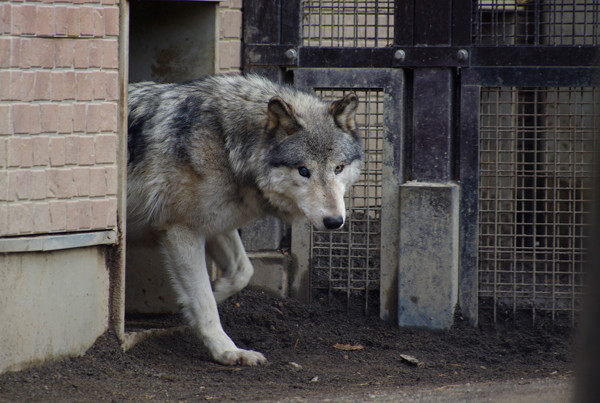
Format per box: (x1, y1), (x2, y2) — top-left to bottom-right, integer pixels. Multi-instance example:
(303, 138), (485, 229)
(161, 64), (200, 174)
(267, 96), (301, 140)
(330, 93), (358, 133)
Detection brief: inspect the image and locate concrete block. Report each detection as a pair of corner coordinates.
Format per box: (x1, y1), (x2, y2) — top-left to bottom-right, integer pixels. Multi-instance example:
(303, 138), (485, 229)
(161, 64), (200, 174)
(240, 216), (284, 252)
(398, 182), (459, 329)
(0, 247), (109, 373)
(248, 252), (290, 298)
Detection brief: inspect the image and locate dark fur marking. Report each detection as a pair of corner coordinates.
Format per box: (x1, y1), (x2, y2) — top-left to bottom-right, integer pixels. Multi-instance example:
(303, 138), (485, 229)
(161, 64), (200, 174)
(169, 95), (204, 164)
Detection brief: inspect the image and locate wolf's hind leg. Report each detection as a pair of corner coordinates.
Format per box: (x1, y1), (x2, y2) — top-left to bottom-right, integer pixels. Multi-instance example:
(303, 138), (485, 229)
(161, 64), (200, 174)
(206, 230), (254, 303)
(161, 225), (266, 366)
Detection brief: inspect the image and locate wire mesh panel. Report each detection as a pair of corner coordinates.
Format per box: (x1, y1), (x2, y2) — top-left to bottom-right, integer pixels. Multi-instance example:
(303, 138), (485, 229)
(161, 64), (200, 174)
(301, 0), (395, 47)
(473, 0), (600, 45)
(310, 88), (384, 313)
(479, 87), (598, 323)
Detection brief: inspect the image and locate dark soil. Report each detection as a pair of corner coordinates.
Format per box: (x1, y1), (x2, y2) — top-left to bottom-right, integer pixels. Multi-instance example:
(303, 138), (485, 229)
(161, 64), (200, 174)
(0, 289), (574, 402)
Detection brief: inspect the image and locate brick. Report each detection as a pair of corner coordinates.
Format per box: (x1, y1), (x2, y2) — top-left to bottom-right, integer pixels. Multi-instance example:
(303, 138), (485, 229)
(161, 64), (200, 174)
(49, 200), (67, 231)
(8, 203), (34, 235)
(40, 103), (59, 132)
(13, 4), (36, 36)
(30, 38), (55, 68)
(55, 38), (74, 67)
(0, 204), (6, 236)
(57, 103), (73, 133)
(0, 37), (10, 68)
(0, 105), (11, 135)
(105, 165), (117, 195)
(34, 71), (52, 101)
(220, 10), (242, 39)
(66, 200), (80, 231)
(36, 6), (55, 37)
(105, 70), (118, 101)
(80, 6), (94, 36)
(66, 7), (80, 36)
(72, 103), (86, 132)
(99, 102), (117, 132)
(0, 169), (7, 200)
(92, 8), (104, 37)
(219, 40), (241, 71)
(33, 202), (51, 233)
(72, 167), (90, 196)
(22, 71), (35, 101)
(32, 136), (50, 166)
(95, 133), (116, 163)
(79, 134), (95, 164)
(91, 198), (109, 229)
(49, 136), (66, 166)
(104, 6), (119, 36)
(30, 170), (47, 200)
(13, 103), (40, 134)
(55, 6), (69, 36)
(102, 39), (118, 69)
(85, 103), (102, 132)
(89, 39), (102, 68)
(77, 199), (92, 230)
(47, 167), (74, 198)
(1, 4), (12, 35)
(8, 137), (33, 167)
(63, 71), (76, 100)
(0, 71), (10, 101)
(76, 71), (93, 100)
(51, 71), (64, 101)
(65, 135), (79, 164)
(8, 169), (31, 200)
(73, 40), (89, 69)
(16, 37), (31, 68)
(0, 138), (6, 168)
(89, 166), (107, 196)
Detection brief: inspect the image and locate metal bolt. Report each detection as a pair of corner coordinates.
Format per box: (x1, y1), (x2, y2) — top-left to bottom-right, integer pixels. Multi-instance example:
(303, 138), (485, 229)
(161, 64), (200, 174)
(457, 49), (469, 62)
(284, 48), (297, 61)
(394, 49), (406, 62)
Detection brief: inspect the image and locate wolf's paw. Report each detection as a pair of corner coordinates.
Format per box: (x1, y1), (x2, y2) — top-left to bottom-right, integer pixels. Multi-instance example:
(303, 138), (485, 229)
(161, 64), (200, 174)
(216, 349), (267, 366)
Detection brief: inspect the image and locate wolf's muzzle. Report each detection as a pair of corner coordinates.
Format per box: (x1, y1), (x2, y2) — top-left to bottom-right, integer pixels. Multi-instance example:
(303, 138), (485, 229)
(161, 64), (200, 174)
(323, 216), (344, 230)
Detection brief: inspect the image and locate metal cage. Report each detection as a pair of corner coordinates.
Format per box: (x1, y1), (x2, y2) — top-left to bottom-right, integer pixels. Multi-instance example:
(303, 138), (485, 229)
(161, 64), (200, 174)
(478, 86), (597, 323)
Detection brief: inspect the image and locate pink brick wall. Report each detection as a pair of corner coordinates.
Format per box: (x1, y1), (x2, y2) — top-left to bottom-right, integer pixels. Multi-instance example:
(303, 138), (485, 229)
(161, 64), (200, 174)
(0, 0), (120, 237)
(218, 0), (243, 73)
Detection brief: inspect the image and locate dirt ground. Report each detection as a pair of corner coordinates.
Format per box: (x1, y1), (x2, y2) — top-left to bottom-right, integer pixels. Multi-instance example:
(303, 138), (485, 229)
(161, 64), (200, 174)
(0, 289), (574, 402)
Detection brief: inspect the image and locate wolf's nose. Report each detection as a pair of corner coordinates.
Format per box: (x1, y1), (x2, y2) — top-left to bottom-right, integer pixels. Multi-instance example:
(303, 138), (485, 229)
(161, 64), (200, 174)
(323, 216), (344, 230)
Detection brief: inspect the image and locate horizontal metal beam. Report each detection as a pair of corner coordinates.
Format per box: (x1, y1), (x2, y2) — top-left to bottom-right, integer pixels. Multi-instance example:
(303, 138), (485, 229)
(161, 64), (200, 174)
(463, 67), (600, 87)
(0, 230), (118, 253)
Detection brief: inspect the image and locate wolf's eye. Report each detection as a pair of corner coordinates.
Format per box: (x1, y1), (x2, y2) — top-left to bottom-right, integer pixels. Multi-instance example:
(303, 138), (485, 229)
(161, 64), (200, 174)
(334, 165), (345, 174)
(298, 167), (311, 178)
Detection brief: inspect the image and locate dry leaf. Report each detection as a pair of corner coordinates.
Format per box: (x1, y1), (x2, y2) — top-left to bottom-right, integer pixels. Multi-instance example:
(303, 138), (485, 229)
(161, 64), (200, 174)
(333, 343), (364, 351)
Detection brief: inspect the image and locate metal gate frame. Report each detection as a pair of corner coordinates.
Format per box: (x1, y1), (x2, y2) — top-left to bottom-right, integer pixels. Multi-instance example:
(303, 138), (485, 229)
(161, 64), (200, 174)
(289, 68), (404, 322)
(243, 0), (599, 325)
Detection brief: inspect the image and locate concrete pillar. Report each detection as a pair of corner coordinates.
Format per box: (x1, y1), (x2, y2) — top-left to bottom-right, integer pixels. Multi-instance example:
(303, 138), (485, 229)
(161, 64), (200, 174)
(398, 182), (459, 329)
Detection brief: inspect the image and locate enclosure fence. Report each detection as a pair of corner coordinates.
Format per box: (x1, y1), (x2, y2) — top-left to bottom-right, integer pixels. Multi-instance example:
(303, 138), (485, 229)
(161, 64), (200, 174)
(301, 0), (395, 47)
(478, 87), (597, 323)
(310, 88), (384, 313)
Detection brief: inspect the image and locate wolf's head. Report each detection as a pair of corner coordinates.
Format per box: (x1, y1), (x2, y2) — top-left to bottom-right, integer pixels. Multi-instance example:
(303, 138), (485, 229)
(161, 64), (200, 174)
(260, 92), (363, 231)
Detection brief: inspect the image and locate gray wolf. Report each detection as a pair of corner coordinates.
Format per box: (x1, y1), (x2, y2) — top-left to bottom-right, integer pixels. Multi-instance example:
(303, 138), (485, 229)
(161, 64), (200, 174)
(127, 74), (363, 366)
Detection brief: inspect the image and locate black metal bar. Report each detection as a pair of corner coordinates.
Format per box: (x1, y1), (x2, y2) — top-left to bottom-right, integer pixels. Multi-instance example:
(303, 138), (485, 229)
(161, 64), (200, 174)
(244, 44), (296, 67)
(394, 0), (414, 46)
(458, 84), (480, 326)
(243, 0), (281, 44)
(298, 47), (395, 68)
(451, 0), (472, 46)
(412, 68), (454, 181)
(414, 0), (452, 45)
(280, 0), (300, 45)
(462, 67), (600, 87)
(471, 46), (599, 67)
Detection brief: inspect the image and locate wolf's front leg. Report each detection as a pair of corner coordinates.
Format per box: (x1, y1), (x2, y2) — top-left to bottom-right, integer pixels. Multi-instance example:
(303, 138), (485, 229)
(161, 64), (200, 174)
(162, 225), (266, 366)
(206, 230), (254, 303)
